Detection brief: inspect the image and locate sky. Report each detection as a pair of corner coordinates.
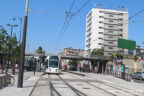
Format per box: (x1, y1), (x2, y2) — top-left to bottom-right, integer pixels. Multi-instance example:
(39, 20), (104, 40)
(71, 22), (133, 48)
(0, 0), (144, 54)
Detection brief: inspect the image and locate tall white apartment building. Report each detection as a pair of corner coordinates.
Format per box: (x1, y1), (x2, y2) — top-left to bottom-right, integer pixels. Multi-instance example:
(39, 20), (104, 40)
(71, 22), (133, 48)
(85, 6), (128, 56)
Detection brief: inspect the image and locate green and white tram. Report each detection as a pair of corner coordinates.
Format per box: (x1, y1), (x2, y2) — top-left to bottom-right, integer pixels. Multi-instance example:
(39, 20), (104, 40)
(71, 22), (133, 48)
(45, 56), (61, 74)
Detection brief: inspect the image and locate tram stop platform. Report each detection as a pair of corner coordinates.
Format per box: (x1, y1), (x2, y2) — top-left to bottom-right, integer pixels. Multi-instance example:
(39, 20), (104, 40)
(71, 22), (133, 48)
(0, 72), (42, 96)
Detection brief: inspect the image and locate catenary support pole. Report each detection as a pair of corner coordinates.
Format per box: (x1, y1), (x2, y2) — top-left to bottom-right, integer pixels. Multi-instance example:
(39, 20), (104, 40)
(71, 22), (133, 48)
(17, 0), (29, 88)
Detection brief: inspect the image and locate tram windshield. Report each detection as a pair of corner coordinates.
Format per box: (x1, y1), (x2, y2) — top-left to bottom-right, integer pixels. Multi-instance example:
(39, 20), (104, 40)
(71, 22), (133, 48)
(49, 61), (58, 68)
(49, 56), (59, 68)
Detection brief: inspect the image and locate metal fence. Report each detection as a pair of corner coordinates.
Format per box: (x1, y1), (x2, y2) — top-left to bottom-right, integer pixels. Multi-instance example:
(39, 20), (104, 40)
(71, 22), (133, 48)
(106, 69), (132, 81)
(106, 67), (143, 81)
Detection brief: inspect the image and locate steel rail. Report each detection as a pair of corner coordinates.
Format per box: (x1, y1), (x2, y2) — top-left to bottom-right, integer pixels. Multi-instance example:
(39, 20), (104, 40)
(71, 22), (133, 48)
(57, 75), (87, 96)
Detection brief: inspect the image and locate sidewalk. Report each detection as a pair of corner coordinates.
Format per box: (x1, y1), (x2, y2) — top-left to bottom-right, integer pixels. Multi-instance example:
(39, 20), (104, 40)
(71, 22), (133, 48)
(0, 72), (42, 96)
(69, 71), (144, 93)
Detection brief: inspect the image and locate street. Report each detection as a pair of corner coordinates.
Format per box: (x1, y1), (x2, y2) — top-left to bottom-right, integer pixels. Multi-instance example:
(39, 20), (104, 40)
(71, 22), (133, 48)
(133, 79), (144, 84)
(30, 72), (144, 96)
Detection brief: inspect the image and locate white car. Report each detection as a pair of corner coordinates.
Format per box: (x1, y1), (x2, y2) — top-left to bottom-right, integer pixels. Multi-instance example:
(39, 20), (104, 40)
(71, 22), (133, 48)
(132, 72), (144, 80)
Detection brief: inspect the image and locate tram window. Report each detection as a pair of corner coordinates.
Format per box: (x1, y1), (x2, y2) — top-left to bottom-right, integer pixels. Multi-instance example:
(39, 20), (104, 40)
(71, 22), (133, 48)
(49, 61), (58, 68)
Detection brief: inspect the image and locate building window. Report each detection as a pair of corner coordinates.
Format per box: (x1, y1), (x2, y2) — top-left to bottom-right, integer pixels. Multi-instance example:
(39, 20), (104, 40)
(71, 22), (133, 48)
(99, 11), (104, 13)
(108, 42), (113, 44)
(108, 53), (112, 55)
(108, 47), (113, 49)
(99, 16), (104, 18)
(118, 34), (123, 37)
(99, 32), (103, 34)
(118, 23), (123, 26)
(98, 37), (103, 40)
(87, 18), (92, 23)
(109, 36), (113, 38)
(109, 15), (113, 17)
(108, 31), (113, 33)
(109, 20), (113, 22)
(118, 18), (123, 21)
(87, 12), (92, 19)
(87, 27), (92, 32)
(118, 28), (123, 31)
(109, 26), (113, 28)
(99, 27), (103, 29)
(99, 21), (103, 23)
(98, 43), (103, 45)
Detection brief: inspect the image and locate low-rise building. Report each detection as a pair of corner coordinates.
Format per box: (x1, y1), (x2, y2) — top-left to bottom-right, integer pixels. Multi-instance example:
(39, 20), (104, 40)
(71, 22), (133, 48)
(61, 47), (85, 69)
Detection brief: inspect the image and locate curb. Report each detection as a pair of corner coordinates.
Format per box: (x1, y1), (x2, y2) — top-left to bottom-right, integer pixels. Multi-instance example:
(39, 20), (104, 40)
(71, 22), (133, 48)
(67, 71), (85, 76)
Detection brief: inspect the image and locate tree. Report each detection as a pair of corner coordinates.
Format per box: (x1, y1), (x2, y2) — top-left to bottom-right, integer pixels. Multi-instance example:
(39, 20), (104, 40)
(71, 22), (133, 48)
(0, 26), (20, 74)
(134, 55), (138, 61)
(115, 52), (123, 59)
(36, 46), (45, 55)
(68, 60), (77, 71)
(35, 46), (45, 71)
(0, 26), (9, 71)
(0, 27), (9, 54)
(90, 48), (104, 56)
(90, 48), (104, 73)
(10, 34), (19, 74)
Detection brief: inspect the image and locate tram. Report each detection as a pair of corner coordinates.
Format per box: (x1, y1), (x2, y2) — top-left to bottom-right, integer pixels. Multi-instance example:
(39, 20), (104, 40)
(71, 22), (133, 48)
(45, 56), (61, 74)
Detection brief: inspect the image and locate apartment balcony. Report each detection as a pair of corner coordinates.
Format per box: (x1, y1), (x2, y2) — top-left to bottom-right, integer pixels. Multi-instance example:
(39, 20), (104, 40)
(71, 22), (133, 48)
(104, 35), (118, 41)
(104, 46), (118, 52)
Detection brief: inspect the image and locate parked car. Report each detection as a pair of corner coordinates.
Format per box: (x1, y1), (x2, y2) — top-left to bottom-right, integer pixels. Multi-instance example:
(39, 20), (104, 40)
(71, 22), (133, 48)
(132, 72), (144, 80)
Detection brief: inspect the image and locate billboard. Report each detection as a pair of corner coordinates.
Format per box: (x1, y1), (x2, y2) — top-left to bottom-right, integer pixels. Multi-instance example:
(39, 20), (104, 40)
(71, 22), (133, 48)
(118, 38), (136, 50)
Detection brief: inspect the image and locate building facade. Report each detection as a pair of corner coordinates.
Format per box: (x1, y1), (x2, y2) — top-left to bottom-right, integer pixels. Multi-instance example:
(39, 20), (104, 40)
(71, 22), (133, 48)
(85, 6), (128, 56)
(63, 47), (85, 57)
(61, 47), (85, 69)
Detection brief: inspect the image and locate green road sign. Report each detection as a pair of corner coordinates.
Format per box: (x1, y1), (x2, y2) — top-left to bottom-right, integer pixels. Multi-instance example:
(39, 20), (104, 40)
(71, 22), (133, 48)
(118, 38), (136, 50)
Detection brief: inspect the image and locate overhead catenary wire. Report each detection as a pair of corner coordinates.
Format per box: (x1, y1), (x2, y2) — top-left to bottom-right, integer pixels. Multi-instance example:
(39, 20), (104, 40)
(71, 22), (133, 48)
(57, 16), (73, 48)
(54, 0), (91, 49)
(54, 0), (76, 49)
(73, 0), (91, 16)
(28, 9), (64, 19)
(123, 9), (144, 24)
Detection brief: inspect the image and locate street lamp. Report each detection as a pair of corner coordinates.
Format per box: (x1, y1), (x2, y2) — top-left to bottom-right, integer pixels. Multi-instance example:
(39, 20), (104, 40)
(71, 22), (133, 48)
(6, 24), (18, 75)
(13, 17), (22, 44)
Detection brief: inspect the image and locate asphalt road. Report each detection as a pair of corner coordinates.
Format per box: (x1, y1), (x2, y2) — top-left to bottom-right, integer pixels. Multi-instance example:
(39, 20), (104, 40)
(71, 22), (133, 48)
(133, 79), (144, 83)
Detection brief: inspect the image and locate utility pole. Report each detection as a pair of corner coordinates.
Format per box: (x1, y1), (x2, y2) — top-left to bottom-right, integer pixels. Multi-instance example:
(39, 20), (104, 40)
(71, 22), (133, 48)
(17, 0), (29, 88)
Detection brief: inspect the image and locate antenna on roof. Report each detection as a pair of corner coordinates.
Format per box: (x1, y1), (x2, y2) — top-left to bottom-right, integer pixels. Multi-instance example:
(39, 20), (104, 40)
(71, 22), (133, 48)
(109, 0), (111, 9)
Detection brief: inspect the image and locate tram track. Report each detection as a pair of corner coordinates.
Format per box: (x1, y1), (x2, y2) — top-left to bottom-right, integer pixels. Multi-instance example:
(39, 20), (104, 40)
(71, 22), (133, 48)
(29, 75), (43, 96)
(48, 74), (61, 96)
(66, 72), (142, 96)
(57, 74), (87, 96)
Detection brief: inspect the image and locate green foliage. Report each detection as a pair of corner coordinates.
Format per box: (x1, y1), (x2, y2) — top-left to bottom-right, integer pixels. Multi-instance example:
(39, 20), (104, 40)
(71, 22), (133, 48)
(134, 55), (138, 61)
(109, 64), (113, 67)
(0, 27), (9, 53)
(35, 46), (45, 55)
(0, 25), (20, 70)
(115, 53), (123, 59)
(111, 54), (115, 59)
(91, 60), (98, 66)
(68, 60), (77, 66)
(90, 48), (104, 56)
